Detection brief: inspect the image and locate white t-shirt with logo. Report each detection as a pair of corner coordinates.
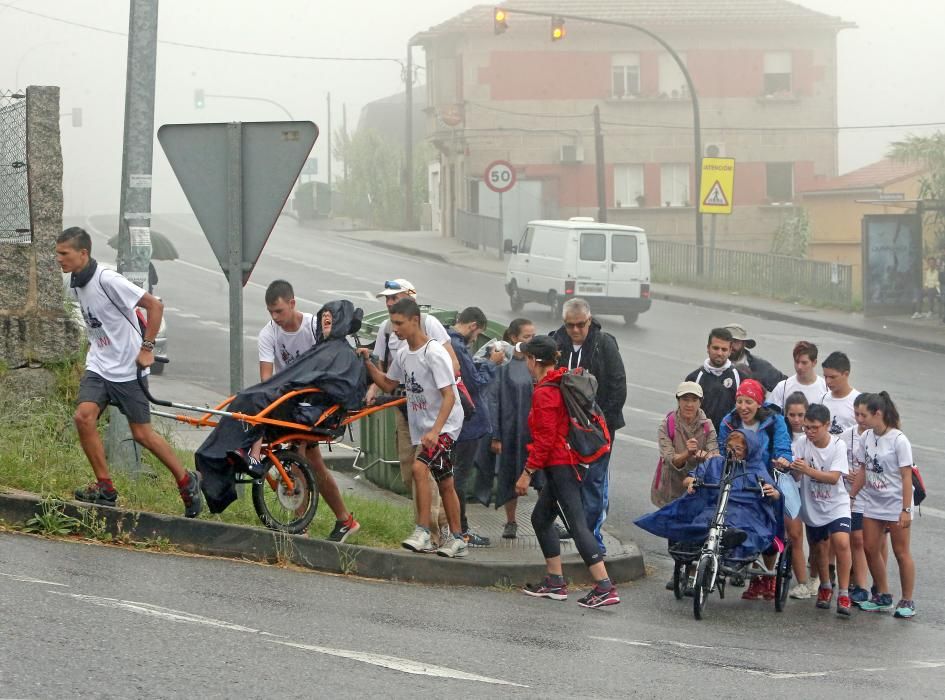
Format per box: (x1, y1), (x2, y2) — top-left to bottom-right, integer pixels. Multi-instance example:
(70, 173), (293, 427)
(375, 314), (450, 367)
(794, 434), (850, 527)
(769, 374), (827, 410)
(73, 267), (147, 382)
(840, 425), (868, 515)
(860, 428), (914, 521)
(387, 339), (464, 445)
(820, 388), (860, 435)
(258, 312), (317, 374)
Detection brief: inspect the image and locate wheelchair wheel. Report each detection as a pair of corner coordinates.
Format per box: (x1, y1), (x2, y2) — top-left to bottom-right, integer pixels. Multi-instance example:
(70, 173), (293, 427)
(774, 541), (793, 613)
(251, 449), (318, 534)
(693, 557), (713, 620)
(672, 561), (686, 600)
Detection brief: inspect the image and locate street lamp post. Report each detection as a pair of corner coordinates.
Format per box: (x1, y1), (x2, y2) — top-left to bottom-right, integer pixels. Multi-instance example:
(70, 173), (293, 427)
(499, 7), (706, 272)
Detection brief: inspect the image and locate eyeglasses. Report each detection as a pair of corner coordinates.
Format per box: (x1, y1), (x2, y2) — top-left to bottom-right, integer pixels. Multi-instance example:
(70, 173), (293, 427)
(564, 319), (590, 330)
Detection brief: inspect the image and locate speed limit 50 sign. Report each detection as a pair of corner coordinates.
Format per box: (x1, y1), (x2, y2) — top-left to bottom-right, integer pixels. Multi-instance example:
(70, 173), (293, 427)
(484, 160), (516, 193)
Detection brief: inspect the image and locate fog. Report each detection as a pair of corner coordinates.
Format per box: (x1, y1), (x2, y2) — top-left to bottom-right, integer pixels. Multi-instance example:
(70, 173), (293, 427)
(2, 0), (943, 218)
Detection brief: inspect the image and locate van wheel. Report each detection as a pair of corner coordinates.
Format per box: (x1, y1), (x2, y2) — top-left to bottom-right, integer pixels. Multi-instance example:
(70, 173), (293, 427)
(509, 283), (524, 312)
(548, 292), (561, 320)
(623, 312), (638, 326)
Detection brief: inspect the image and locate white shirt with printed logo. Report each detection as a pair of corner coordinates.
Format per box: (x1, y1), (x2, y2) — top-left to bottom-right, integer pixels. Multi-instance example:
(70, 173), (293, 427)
(794, 434), (850, 527)
(386, 339), (464, 445)
(840, 425), (868, 514)
(768, 374), (827, 410)
(820, 388), (860, 435)
(258, 312), (317, 375)
(860, 428), (913, 522)
(73, 267), (147, 382)
(375, 314), (450, 367)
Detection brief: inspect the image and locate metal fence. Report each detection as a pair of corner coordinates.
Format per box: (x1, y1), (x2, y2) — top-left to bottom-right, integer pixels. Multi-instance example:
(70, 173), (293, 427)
(0, 90), (30, 244)
(650, 239), (854, 307)
(456, 209), (502, 259)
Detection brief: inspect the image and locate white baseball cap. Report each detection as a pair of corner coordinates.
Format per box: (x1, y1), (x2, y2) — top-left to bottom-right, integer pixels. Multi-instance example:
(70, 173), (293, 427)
(376, 279), (417, 298)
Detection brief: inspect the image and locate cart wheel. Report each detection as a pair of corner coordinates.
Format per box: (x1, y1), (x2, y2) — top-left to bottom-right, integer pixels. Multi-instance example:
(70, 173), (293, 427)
(672, 561), (686, 600)
(718, 576), (726, 600)
(693, 557), (713, 620)
(251, 449), (318, 534)
(774, 542), (793, 612)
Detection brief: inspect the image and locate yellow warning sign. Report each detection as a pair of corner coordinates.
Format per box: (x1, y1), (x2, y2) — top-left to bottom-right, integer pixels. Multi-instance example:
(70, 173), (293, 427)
(699, 157), (735, 214)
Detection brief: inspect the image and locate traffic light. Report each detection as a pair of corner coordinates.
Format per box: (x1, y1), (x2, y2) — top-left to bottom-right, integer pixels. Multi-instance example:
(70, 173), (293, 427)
(194, 88), (205, 109)
(551, 16), (566, 41)
(494, 7), (508, 34)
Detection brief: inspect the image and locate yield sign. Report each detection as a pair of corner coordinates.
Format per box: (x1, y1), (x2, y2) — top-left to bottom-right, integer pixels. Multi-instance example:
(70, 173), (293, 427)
(703, 181), (728, 207)
(158, 121), (319, 285)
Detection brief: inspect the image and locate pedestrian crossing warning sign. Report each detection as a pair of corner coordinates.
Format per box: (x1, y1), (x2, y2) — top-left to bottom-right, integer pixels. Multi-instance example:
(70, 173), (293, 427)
(699, 157), (735, 214)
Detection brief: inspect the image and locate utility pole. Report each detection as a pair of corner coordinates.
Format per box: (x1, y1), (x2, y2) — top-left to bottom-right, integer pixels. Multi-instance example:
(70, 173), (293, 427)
(109, 0), (159, 474)
(593, 105), (607, 223)
(404, 43), (414, 230)
(326, 91), (332, 214)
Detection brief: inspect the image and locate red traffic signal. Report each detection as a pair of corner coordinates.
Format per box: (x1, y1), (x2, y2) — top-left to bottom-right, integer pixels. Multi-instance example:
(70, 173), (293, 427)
(551, 16), (566, 41)
(494, 7), (508, 34)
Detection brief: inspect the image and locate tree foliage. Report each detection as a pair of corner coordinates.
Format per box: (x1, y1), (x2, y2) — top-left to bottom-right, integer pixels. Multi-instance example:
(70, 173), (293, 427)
(888, 132), (945, 252)
(771, 207), (811, 258)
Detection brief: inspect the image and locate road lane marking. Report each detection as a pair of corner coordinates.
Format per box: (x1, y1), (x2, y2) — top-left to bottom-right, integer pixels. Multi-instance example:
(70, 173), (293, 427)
(615, 433), (658, 449)
(268, 639), (527, 687)
(0, 571), (68, 586)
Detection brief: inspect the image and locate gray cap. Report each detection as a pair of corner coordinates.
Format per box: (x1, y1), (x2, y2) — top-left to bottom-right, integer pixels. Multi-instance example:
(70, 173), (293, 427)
(723, 323), (756, 348)
(675, 380), (704, 399)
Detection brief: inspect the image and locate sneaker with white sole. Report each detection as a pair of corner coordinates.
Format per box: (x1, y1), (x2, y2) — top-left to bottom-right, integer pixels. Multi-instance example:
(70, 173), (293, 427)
(328, 513), (360, 543)
(437, 536), (468, 558)
(523, 577), (568, 600)
(438, 524), (451, 548)
(789, 580), (814, 599)
(894, 600), (916, 619)
(577, 586), (620, 609)
(402, 526), (432, 553)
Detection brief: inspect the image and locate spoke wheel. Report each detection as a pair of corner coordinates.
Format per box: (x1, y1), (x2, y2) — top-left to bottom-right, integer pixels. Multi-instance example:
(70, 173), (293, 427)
(774, 542), (793, 612)
(251, 449), (318, 534)
(693, 556), (713, 620)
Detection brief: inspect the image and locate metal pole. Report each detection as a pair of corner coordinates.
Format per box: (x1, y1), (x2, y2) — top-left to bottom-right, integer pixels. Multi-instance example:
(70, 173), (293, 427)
(225, 122), (244, 395)
(404, 43), (414, 230)
(108, 0), (158, 474)
(342, 102), (349, 184)
(593, 105), (607, 223)
(498, 191), (504, 250)
(709, 213), (717, 280)
(326, 91), (332, 215)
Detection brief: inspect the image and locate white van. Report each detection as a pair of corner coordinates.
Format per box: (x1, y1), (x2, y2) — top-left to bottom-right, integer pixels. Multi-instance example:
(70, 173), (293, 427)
(503, 217), (651, 324)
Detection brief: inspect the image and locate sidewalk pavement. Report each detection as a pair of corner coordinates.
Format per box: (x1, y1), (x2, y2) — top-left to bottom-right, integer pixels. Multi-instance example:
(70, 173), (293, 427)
(332, 227), (945, 355)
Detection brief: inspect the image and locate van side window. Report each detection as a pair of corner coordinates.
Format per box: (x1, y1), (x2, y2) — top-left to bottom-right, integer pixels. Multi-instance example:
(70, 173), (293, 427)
(580, 233), (606, 261)
(519, 227), (533, 254)
(612, 234), (638, 262)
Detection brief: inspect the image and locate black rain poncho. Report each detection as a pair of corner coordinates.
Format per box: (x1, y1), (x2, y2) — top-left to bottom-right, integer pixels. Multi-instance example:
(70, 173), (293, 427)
(195, 300), (366, 513)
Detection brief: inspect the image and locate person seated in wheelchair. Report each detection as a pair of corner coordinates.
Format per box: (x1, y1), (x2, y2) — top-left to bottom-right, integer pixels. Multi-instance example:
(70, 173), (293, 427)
(635, 429), (784, 597)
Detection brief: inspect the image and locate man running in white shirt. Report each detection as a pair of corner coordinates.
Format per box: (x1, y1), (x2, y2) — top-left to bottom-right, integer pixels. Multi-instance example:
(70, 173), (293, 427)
(819, 351), (860, 435)
(769, 340), (827, 410)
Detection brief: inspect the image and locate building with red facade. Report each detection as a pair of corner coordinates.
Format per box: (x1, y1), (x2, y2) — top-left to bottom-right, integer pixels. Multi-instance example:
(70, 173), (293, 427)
(413, 0), (853, 251)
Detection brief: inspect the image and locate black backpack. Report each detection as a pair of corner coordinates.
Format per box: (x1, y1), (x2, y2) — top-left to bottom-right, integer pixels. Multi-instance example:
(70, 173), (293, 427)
(553, 368), (611, 466)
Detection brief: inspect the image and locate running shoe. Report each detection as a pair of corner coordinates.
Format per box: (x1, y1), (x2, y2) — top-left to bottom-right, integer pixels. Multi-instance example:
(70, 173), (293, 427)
(555, 521), (572, 540)
(463, 530), (491, 547)
(436, 535), (468, 558)
(741, 577), (765, 600)
(789, 580), (814, 600)
(226, 448), (265, 479)
(894, 600), (916, 619)
(850, 586), (870, 604)
(401, 526), (432, 553)
(577, 586), (620, 609)
(523, 578), (568, 601)
(816, 586), (834, 609)
(836, 595), (852, 617)
(178, 470), (203, 519)
(74, 481), (118, 507)
(328, 513), (360, 543)
(502, 521), (518, 539)
(438, 524), (451, 549)
(857, 593), (894, 612)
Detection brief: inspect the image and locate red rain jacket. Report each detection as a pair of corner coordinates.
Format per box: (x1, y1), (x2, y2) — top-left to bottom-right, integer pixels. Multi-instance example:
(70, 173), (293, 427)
(525, 367), (575, 470)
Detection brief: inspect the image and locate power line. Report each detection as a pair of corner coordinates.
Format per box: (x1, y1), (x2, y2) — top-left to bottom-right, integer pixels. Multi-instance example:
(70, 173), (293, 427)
(1, 2), (402, 65)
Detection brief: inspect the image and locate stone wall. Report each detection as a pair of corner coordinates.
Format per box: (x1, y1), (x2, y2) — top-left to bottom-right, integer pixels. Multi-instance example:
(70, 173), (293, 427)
(0, 86), (81, 367)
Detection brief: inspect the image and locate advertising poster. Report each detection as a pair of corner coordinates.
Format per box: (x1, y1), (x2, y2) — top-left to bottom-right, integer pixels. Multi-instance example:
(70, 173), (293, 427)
(861, 214), (922, 316)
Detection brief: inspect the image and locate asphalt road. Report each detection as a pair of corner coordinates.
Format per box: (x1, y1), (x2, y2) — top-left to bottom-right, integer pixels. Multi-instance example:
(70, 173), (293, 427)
(37, 211), (945, 697)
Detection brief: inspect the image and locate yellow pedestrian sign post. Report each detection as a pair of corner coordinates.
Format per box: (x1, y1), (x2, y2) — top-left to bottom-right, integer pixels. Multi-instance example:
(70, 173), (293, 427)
(699, 157), (735, 215)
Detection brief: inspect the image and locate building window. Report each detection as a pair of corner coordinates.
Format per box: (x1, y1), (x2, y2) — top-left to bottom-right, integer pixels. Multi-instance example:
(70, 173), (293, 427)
(766, 162), (794, 202)
(658, 52), (688, 98)
(660, 164), (689, 207)
(614, 164), (645, 208)
(763, 52), (792, 96)
(611, 53), (640, 98)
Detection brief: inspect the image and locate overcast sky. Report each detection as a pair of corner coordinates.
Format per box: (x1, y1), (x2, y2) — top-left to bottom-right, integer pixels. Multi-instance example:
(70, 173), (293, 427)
(2, 0), (943, 216)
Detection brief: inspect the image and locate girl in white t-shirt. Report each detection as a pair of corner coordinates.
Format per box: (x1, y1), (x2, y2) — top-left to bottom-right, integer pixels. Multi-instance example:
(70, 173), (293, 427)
(850, 391), (916, 618)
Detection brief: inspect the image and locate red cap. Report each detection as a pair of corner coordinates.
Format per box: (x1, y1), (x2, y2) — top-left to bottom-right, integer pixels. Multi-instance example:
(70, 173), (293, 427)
(735, 378), (765, 405)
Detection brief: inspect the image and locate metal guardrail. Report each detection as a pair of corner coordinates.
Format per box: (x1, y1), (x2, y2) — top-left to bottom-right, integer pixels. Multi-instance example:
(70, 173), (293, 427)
(456, 208), (503, 260)
(0, 90), (30, 244)
(650, 239), (854, 307)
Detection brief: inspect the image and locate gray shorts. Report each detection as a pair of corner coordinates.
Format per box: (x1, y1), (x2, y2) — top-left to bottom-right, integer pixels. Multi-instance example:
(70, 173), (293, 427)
(77, 371), (151, 424)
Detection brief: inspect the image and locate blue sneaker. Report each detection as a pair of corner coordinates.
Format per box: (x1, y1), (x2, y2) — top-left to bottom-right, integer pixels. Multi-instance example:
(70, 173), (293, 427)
(894, 600), (916, 619)
(850, 586), (870, 604)
(858, 593), (893, 612)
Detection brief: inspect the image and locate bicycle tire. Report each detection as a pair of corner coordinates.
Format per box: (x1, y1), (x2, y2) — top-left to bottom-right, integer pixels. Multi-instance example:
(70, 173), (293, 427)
(693, 556), (712, 620)
(774, 542), (793, 612)
(673, 561), (686, 600)
(251, 449), (319, 534)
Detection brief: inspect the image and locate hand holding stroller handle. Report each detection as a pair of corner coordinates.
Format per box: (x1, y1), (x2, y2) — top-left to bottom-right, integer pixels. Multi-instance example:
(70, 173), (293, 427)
(137, 359), (172, 407)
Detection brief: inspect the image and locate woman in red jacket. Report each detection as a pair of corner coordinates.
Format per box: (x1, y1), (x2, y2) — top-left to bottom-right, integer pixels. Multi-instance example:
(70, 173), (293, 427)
(515, 336), (620, 609)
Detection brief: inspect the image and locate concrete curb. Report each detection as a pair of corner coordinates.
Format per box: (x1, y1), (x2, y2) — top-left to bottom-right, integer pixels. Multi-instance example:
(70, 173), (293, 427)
(0, 491), (645, 587)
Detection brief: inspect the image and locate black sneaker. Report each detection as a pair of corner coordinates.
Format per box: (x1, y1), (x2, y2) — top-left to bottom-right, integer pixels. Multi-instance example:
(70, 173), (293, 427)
(463, 530), (491, 547)
(502, 521), (518, 539)
(577, 586), (620, 609)
(74, 481), (118, 507)
(523, 577), (568, 600)
(179, 470), (203, 519)
(554, 521), (572, 540)
(328, 514), (360, 543)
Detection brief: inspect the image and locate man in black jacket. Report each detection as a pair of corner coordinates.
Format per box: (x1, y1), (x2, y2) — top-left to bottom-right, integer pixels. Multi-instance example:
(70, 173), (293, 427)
(685, 327), (746, 431)
(723, 322), (786, 392)
(551, 298), (627, 555)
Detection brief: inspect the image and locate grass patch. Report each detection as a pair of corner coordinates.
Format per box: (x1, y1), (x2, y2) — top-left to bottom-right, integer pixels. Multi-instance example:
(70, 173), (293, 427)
(0, 357), (411, 549)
